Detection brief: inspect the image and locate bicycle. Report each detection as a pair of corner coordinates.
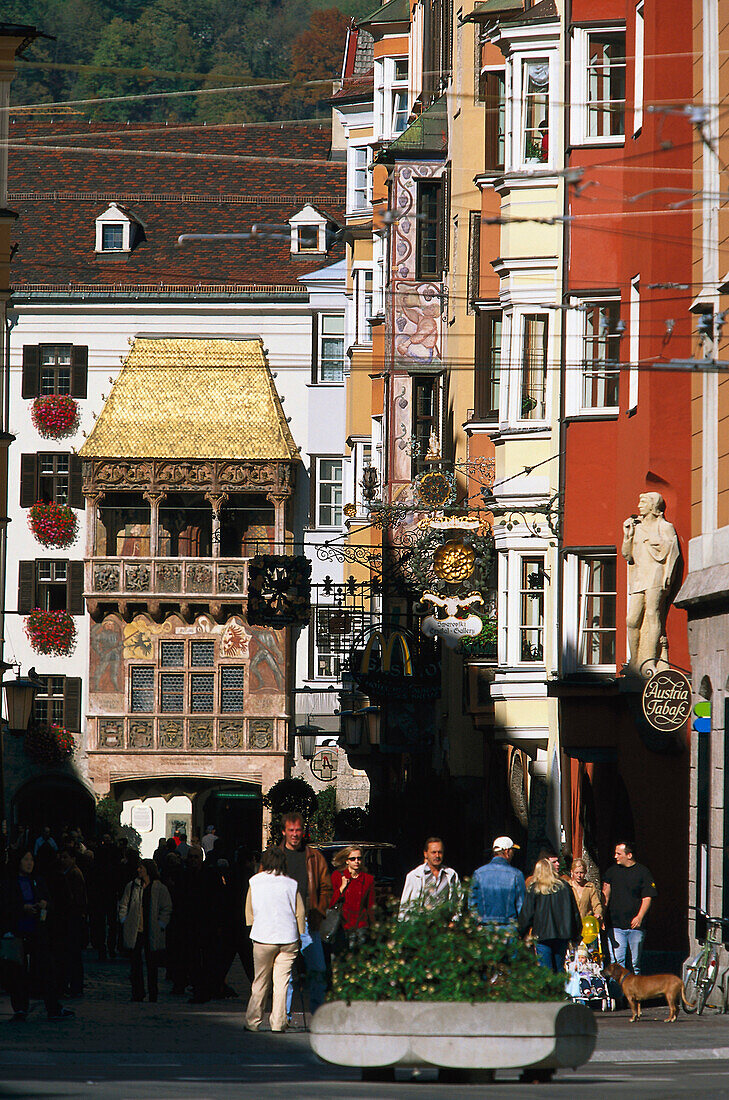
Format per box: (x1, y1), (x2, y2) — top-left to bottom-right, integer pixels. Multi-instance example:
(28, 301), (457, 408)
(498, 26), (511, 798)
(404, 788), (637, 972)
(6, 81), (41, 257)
(684, 914), (729, 1015)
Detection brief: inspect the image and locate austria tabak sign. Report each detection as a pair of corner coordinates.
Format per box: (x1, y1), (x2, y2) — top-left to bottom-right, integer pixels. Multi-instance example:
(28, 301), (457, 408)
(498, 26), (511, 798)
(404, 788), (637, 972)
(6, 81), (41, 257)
(642, 668), (692, 733)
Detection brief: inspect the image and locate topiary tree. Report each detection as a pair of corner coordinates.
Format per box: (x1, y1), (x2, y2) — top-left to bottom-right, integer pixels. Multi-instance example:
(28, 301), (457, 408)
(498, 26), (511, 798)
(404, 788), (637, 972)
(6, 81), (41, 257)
(334, 805), (371, 841)
(310, 786), (337, 843)
(263, 776), (318, 845)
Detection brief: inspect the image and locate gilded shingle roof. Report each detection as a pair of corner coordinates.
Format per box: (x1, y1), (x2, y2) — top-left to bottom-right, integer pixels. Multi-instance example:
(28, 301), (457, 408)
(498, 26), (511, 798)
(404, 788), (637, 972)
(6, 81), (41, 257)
(79, 337), (298, 461)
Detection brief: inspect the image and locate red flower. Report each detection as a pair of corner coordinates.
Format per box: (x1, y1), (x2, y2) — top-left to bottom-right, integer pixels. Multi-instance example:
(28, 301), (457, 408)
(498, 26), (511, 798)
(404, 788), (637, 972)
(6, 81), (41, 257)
(32, 395), (79, 439)
(24, 723), (75, 764)
(25, 609), (77, 656)
(28, 501), (78, 547)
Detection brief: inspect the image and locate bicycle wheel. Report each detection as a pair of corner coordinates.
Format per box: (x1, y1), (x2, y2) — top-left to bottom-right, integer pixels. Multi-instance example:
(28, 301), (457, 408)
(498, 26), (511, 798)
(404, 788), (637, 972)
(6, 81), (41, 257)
(683, 967), (702, 1013)
(698, 971), (717, 1015)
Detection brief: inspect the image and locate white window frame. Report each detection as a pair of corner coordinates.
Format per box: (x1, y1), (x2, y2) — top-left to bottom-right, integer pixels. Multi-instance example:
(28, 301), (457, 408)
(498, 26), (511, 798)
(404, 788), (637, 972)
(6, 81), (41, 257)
(565, 296), (622, 416)
(520, 57), (551, 166)
(317, 313), (345, 383)
(95, 203), (134, 253)
(289, 206), (328, 254)
(508, 310), (551, 425)
(628, 275), (640, 411)
(353, 267), (374, 346)
(634, 4), (644, 135)
(571, 25), (626, 146)
(499, 549), (548, 668)
(316, 457), (344, 529)
(562, 551), (618, 674)
(375, 56), (410, 141)
(351, 438), (373, 518)
(348, 142), (372, 215)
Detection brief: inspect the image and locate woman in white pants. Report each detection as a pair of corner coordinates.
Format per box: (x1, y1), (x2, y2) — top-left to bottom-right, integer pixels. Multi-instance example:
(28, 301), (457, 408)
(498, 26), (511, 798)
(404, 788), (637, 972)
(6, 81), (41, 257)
(245, 847), (305, 1032)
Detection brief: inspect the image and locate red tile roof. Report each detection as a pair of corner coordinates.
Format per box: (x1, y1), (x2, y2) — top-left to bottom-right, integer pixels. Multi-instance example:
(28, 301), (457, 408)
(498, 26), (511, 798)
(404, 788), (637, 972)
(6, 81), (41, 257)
(8, 119), (346, 291)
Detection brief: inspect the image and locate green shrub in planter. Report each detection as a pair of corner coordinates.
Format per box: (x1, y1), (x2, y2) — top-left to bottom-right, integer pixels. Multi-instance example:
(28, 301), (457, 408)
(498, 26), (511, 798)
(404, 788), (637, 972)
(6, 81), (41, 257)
(330, 896), (566, 1004)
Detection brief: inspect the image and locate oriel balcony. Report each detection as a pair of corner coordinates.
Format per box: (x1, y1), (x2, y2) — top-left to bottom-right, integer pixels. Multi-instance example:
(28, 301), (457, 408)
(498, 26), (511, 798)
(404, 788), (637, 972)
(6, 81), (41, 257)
(85, 556), (251, 621)
(84, 488), (276, 621)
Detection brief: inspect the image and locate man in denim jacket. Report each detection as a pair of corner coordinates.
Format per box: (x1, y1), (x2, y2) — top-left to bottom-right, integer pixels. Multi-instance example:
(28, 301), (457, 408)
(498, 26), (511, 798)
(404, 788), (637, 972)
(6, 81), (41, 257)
(470, 837), (526, 925)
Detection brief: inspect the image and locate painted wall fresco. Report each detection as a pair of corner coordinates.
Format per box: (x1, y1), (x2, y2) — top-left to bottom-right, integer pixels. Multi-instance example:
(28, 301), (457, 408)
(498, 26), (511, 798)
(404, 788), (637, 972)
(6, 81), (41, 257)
(391, 162), (446, 369)
(88, 611), (286, 719)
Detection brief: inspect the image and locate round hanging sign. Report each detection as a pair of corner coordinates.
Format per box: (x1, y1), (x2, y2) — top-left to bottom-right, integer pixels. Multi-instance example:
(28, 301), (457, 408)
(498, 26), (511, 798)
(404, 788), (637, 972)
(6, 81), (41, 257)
(642, 668), (692, 733)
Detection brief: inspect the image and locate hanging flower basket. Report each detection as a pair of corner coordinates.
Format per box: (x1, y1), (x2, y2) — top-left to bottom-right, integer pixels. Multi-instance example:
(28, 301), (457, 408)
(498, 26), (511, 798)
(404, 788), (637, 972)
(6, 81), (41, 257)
(28, 501), (78, 547)
(25, 609), (77, 657)
(24, 723), (75, 766)
(32, 395), (79, 439)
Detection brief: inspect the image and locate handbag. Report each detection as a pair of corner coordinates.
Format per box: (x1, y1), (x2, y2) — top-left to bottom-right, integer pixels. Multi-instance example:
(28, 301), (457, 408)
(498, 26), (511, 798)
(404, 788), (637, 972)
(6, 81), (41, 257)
(320, 900), (344, 944)
(0, 934), (25, 968)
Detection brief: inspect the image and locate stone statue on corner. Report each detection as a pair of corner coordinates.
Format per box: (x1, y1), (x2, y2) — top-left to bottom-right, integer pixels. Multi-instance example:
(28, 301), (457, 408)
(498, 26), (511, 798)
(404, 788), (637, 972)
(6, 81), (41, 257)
(621, 492), (680, 678)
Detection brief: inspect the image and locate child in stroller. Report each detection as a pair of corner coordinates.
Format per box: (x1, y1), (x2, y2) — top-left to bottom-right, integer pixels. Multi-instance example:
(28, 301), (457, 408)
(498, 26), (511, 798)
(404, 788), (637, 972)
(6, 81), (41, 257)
(565, 916), (615, 1012)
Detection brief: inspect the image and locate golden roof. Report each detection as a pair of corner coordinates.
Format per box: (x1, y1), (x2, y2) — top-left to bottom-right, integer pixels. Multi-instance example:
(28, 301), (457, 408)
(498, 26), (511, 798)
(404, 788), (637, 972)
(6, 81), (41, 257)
(79, 337), (298, 461)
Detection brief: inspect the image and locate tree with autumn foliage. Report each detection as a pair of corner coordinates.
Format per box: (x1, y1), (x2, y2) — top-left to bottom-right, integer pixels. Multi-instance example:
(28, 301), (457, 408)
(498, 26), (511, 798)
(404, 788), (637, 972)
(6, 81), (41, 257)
(281, 8), (351, 115)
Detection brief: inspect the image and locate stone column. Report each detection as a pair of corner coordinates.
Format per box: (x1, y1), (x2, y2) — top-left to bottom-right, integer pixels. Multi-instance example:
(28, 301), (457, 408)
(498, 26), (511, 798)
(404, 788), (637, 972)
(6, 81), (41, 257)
(143, 492), (165, 558)
(267, 492), (288, 552)
(84, 492), (104, 557)
(205, 492), (228, 560)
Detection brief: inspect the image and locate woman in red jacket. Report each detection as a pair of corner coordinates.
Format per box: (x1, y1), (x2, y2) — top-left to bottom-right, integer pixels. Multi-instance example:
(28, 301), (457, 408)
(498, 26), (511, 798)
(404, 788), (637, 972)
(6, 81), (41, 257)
(330, 846), (375, 946)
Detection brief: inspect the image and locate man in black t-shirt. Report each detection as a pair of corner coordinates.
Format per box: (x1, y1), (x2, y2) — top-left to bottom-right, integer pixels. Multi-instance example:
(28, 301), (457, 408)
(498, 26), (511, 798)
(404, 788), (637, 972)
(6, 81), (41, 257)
(602, 841), (657, 975)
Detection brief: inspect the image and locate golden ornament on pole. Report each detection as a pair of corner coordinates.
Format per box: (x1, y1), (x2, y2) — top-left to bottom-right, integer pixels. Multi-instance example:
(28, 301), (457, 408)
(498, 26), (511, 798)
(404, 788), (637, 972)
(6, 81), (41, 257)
(432, 540), (475, 583)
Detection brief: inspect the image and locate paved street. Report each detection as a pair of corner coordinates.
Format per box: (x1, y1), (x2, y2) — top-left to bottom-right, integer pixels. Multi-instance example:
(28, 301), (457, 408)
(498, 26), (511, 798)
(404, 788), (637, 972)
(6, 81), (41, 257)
(2, 952), (729, 1098)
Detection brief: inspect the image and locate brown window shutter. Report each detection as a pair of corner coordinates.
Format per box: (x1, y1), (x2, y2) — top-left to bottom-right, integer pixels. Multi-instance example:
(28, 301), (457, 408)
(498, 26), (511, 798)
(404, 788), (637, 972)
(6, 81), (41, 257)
(67, 560), (85, 614)
(20, 454), (38, 507)
(63, 677), (82, 733)
(21, 346), (40, 399)
(18, 561), (36, 613)
(69, 454), (85, 509)
(70, 346), (88, 398)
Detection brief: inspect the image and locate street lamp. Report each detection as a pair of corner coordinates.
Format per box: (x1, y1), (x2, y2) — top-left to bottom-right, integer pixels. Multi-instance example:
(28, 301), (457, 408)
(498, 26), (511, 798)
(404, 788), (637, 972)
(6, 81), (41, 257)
(296, 721), (323, 761)
(1, 667), (40, 843)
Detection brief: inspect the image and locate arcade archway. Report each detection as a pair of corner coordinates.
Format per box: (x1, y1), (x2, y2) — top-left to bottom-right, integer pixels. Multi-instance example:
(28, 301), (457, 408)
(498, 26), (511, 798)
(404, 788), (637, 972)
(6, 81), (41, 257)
(13, 774), (96, 839)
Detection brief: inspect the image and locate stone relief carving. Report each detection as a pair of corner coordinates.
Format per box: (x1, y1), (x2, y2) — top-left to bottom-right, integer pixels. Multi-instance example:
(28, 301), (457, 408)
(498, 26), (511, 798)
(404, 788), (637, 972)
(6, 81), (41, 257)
(249, 719), (274, 750)
(186, 564), (213, 592)
(128, 720), (153, 749)
(218, 567), (246, 593)
(621, 492), (680, 678)
(157, 564), (181, 592)
(84, 458), (294, 496)
(159, 720), (184, 749)
(93, 564), (120, 592)
(99, 718), (123, 748)
(219, 721), (245, 750)
(189, 721), (214, 750)
(125, 564), (151, 592)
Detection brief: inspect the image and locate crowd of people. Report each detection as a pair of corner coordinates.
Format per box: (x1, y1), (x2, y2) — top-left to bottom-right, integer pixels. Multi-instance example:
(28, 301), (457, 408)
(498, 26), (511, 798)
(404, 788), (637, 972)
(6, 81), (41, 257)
(0, 816), (656, 1028)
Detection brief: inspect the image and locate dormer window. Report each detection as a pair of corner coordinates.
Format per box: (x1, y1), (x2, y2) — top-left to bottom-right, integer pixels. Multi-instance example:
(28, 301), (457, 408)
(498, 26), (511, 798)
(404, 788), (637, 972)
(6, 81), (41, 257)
(95, 202), (140, 255)
(102, 224), (124, 251)
(298, 226), (320, 252)
(289, 204), (334, 257)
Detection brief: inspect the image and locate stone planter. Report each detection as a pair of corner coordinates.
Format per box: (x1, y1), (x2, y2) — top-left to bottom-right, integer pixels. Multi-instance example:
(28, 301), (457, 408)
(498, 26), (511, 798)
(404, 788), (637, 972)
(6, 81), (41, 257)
(311, 1000), (596, 1083)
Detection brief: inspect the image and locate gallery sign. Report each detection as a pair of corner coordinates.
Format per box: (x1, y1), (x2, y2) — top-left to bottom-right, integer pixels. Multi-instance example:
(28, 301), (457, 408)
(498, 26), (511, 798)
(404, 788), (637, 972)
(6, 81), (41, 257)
(642, 668), (692, 733)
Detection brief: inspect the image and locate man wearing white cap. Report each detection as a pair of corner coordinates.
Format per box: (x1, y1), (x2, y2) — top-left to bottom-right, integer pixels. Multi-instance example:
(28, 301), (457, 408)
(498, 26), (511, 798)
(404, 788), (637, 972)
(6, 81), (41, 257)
(470, 836), (526, 926)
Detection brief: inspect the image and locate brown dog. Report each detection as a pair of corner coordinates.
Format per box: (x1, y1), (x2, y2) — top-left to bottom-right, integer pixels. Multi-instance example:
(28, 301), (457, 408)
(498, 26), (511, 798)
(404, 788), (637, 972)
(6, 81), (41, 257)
(603, 962), (695, 1022)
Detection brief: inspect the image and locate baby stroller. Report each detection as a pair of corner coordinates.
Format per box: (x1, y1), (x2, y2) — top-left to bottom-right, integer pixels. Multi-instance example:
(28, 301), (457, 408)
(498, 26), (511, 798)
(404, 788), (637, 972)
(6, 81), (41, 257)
(565, 916), (615, 1012)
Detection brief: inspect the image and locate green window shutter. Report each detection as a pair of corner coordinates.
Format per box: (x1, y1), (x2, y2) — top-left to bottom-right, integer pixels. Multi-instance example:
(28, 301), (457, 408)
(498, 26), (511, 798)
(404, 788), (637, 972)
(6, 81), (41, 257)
(18, 561), (36, 613)
(63, 677), (82, 733)
(70, 346), (88, 398)
(20, 454), (37, 507)
(67, 560), (85, 615)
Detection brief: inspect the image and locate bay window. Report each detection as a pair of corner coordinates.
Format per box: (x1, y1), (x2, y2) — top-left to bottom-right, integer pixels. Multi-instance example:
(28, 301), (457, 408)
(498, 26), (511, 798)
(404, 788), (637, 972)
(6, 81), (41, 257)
(522, 60), (550, 164)
(520, 315), (548, 420)
(581, 301), (621, 409)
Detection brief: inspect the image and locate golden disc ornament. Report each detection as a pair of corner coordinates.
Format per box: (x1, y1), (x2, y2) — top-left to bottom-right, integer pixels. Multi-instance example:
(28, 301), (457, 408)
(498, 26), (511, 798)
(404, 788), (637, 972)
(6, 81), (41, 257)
(416, 470), (454, 509)
(343, 503), (357, 518)
(432, 539), (475, 583)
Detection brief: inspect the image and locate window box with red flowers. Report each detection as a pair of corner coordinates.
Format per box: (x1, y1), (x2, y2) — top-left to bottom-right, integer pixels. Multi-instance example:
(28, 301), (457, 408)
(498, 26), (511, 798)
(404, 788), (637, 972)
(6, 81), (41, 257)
(28, 501), (78, 547)
(24, 609), (77, 657)
(24, 723), (75, 765)
(32, 395), (80, 439)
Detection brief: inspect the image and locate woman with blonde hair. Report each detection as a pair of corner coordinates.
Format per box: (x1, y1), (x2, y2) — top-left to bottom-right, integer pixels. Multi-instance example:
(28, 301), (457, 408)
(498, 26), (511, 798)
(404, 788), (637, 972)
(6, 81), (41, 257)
(329, 845), (375, 946)
(518, 858), (580, 973)
(569, 859), (603, 924)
